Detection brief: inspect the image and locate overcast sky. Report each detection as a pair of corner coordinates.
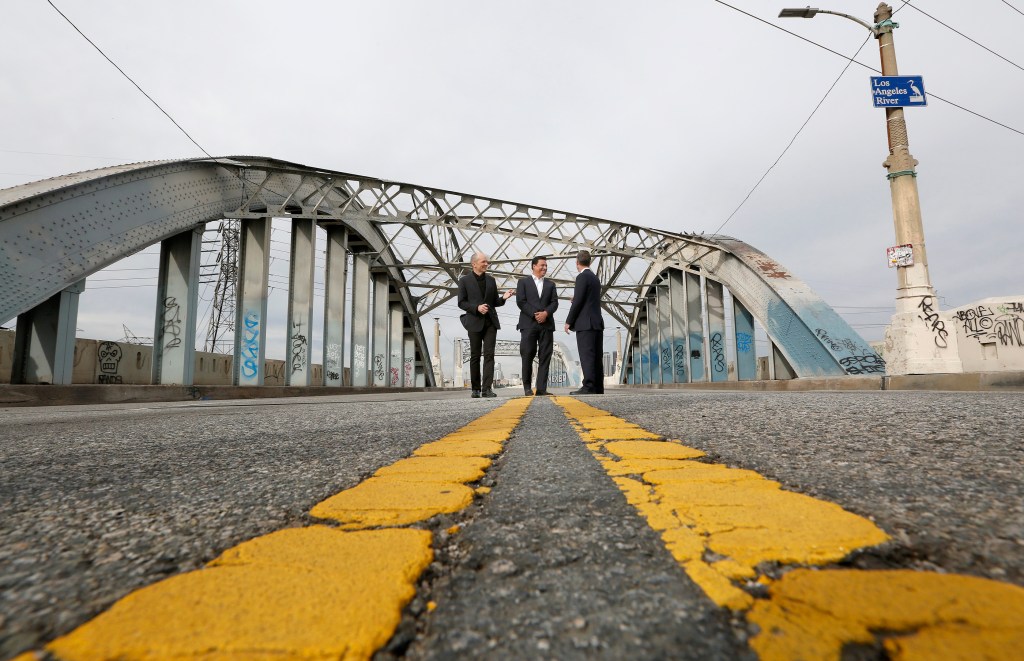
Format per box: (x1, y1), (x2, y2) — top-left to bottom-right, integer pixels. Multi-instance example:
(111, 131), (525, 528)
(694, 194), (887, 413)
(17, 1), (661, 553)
(2, 1), (1021, 374)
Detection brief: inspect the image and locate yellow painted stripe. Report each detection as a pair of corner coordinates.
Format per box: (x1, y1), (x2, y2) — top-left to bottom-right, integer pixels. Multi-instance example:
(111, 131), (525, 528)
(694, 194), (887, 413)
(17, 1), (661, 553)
(553, 396), (1024, 658)
(33, 398), (531, 661)
(311, 398), (530, 528)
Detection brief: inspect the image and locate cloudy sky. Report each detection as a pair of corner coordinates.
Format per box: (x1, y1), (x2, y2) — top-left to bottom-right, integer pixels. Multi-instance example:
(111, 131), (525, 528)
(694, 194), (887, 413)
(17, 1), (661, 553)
(2, 0), (1021, 374)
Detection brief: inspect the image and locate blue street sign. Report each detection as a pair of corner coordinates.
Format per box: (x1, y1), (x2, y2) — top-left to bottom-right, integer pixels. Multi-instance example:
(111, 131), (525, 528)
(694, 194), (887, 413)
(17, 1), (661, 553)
(870, 76), (927, 108)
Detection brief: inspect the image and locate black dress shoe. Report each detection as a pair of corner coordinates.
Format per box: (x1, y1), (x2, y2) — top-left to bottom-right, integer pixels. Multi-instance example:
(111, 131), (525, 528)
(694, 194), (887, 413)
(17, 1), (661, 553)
(524, 388), (533, 396)
(482, 390), (497, 398)
(471, 390), (481, 398)
(534, 390), (551, 396)
(569, 388), (594, 395)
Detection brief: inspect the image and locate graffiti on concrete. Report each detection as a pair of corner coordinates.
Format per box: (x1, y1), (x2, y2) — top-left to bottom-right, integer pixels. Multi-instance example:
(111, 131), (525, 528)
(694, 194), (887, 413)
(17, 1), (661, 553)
(404, 356), (414, 386)
(952, 302), (1024, 348)
(241, 311), (261, 378)
(953, 305), (995, 341)
(917, 296), (949, 349)
(710, 332), (727, 374)
(97, 341), (123, 384)
(839, 355), (886, 375)
(390, 366), (400, 386)
(736, 332), (753, 354)
(325, 342), (342, 383)
(353, 344), (366, 377)
(374, 353), (386, 382)
(290, 319), (308, 374)
(995, 315), (1024, 347)
(814, 328), (843, 352)
(673, 341), (687, 380)
(161, 296), (182, 350)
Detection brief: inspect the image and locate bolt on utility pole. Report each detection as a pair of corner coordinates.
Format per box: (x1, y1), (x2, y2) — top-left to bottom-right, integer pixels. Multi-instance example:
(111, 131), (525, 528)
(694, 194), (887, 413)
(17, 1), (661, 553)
(779, 3), (960, 374)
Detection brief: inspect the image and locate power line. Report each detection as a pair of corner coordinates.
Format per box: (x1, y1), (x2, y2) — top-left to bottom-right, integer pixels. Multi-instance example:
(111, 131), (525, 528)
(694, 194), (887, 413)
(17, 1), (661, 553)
(711, 0), (1024, 137)
(712, 32), (872, 234)
(1000, 0), (1024, 18)
(45, 0), (212, 158)
(904, 1), (1024, 72)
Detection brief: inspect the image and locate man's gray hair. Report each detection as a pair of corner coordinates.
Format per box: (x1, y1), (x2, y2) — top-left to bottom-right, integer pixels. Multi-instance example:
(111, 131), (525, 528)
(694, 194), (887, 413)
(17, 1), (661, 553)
(577, 250), (592, 267)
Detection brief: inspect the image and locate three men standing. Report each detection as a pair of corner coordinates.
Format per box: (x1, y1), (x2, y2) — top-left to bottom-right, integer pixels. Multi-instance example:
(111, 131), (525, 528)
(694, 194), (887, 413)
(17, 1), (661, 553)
(515, 256), (558, 396)
(457, 249), (604, 397)
(457, 252), (513, 398)
(564, 250), (605, 394)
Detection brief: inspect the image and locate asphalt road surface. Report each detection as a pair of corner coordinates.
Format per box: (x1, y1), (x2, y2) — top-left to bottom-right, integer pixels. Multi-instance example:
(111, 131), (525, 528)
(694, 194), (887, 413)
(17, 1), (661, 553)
(1, 388), (1021, 659)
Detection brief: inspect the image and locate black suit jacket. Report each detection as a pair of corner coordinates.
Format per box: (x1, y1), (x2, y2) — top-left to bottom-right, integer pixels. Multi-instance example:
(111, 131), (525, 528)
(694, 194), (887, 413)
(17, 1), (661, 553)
(515, 276), (558, 331)
(565, 268), (604, 332)
(457, 272), (506, 332)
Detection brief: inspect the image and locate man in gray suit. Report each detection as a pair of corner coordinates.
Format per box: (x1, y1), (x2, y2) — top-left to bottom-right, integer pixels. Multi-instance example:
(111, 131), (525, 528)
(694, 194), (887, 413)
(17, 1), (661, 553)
(457, 252), (513, 398)
(516, 255), (559, 396)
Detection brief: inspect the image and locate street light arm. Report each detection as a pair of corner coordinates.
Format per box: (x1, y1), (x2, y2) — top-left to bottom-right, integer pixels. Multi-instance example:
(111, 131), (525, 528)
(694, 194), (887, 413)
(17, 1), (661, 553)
(779, 7), (880, 35)
(815, 9), (880, 34)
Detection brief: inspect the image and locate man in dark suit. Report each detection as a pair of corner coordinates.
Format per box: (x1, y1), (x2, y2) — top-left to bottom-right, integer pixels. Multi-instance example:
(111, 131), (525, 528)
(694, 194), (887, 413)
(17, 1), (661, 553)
(564, 250), (605, 395)
(516, 255), (558, 396)
(457, 252), (513, 398)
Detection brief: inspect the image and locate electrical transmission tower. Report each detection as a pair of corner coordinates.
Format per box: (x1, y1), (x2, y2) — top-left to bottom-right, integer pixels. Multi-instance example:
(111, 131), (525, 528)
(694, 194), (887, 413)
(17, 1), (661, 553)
(204, 220), (239, 353)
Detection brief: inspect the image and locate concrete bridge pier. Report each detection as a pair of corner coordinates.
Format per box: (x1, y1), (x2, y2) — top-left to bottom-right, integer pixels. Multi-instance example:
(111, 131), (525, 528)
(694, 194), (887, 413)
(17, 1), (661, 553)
(11, 280), (85, 385)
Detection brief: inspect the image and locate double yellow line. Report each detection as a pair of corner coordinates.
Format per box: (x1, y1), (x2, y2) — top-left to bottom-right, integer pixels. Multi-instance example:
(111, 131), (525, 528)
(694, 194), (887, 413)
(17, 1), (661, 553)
(16, 395), (1024, 660)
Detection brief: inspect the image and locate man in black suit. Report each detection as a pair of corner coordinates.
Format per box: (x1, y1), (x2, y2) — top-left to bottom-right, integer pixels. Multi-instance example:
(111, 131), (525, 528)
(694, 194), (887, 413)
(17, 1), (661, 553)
(516, 255), (559, 396)
(564, 250), (605, 395)
(457, 252), (513, 398)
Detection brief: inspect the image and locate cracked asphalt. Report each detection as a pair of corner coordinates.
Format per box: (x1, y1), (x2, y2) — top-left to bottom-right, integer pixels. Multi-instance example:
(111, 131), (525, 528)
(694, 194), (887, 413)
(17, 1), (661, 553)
(1, 388), (1021, 659)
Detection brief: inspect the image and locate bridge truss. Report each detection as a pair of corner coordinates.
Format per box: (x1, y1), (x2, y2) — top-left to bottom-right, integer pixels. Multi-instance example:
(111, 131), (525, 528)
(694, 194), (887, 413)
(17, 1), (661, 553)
(0, 156), (883, 387)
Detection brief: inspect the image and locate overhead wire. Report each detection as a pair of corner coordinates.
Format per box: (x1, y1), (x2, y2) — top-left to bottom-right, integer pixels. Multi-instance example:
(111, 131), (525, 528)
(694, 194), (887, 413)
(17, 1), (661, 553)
(711, 0), (1024, 137)
(45, 0), (211, 158)
(904, 1), (1024, 72)
(999, 0), (1024, 17)
(710, 32), (873, 235)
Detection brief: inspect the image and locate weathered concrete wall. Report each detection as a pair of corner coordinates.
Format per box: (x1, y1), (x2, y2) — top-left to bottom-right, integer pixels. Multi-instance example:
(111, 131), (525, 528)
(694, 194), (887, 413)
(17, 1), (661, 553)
(946, 297), (1024, 373)
(0, 331), (325, 385)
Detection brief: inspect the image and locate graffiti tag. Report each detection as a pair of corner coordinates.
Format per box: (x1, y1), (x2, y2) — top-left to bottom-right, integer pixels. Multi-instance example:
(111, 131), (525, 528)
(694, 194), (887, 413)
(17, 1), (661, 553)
(241, 311), (261, 378)
(840, 355), (886, 375)
(710, 332), (726, 374)
(917, 296), (949, 349)
(162, 296), (182, 350)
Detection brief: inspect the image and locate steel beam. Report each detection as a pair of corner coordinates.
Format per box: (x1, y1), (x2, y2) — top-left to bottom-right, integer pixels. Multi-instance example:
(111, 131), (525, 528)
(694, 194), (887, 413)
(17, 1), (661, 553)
(372, 273), (389, 387)
(706, 279), (728, 382)
(734, 297), (757, 381)
(669, 270), (688, 383)
(403, 334), (415, 387)
(686, 272), (706, 382)
(637, 317), (651, 384)
(11, 280), (84, 384)
(323, 228), (348, 386)
(389, 303), (404, 386)
(234, 217), (271, 386)
(153, 228), (202, 385)
(657, 282), (673, 383)
(350, 253), (371, 387)
(286, 219), (316, 386)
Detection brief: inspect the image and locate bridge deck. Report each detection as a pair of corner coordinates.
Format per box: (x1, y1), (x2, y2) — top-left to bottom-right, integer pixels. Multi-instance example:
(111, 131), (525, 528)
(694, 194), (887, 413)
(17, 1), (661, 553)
(2, 389), (1022, 659)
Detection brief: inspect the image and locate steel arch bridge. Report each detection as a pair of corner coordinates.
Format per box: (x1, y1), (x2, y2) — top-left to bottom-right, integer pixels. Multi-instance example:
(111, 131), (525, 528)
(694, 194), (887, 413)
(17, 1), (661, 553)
(0, 156), (883, 387)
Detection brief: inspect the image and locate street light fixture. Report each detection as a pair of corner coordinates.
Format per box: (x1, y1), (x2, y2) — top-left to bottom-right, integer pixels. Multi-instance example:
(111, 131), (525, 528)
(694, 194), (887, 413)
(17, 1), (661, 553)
(778, 3), (960, 375)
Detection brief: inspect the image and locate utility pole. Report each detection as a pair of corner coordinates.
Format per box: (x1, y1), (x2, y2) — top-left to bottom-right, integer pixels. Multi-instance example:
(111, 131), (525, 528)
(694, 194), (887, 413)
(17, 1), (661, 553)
(779, 3), (960, 374)
(872, 3), (959, 374)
